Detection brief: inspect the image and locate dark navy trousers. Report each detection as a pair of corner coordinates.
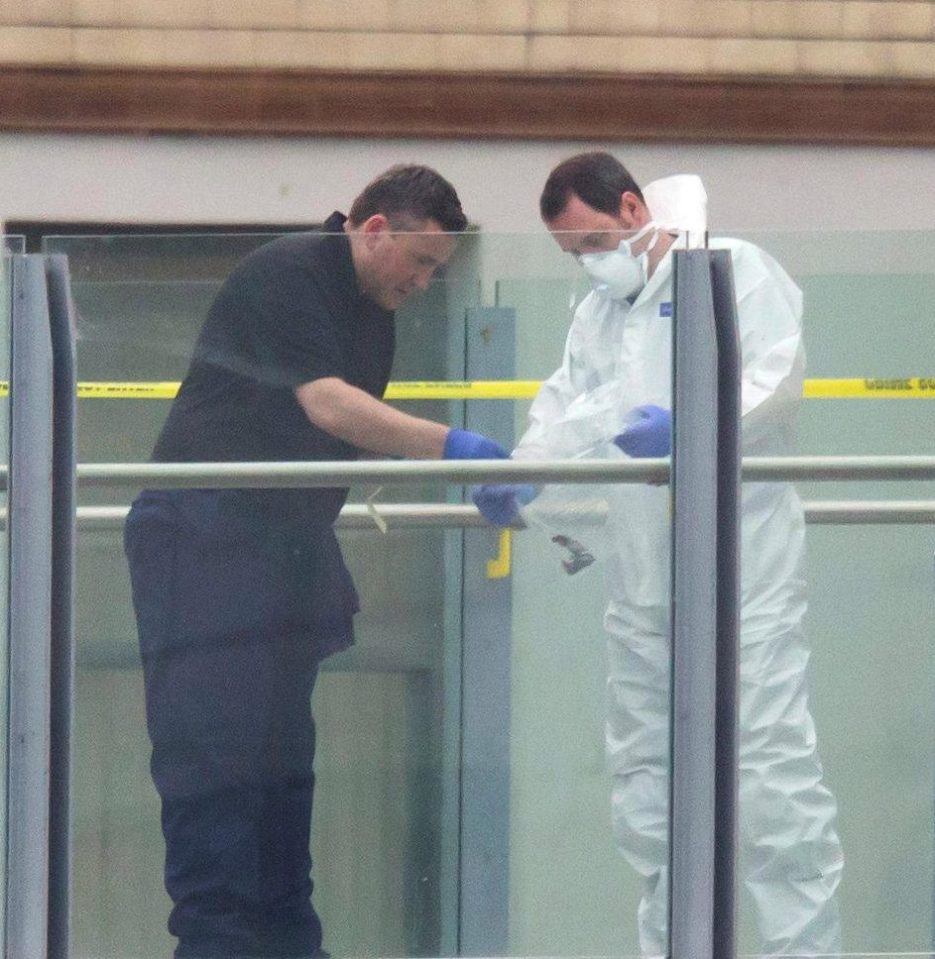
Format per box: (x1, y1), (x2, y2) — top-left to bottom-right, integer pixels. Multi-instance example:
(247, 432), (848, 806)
(125, 490), (355, 958)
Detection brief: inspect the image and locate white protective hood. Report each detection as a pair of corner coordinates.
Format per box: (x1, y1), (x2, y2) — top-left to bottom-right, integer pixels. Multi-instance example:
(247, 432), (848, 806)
(642, 174), (708, 248)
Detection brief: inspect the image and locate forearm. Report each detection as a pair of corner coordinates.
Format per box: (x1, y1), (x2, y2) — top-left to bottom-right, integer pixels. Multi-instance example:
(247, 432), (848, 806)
(295, 377), (448, 458)
(517, 377), (626, 460)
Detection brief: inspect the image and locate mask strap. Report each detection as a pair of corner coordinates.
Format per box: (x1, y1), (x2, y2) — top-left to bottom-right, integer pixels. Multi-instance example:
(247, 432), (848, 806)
(625, 220), (658, 256)
(642, 221), (660, 254)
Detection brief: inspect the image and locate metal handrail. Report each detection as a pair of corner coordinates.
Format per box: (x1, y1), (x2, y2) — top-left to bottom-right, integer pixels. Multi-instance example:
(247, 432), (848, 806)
(804, 500), (935, 524)
(0, 500), (928, 531)
(3, 454), (935, 491)
(72, 458), (663, 487)
(2, 458), (933, 529)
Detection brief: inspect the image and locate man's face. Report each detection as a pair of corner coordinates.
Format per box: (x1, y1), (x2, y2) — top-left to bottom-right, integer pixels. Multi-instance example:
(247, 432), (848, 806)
(355, 215), (457, 311)
(545, 191), (651, 258)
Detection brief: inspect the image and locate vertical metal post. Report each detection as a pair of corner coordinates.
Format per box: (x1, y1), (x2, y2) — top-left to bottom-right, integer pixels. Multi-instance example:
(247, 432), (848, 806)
(669, 249), (742, 959)
(45, 255), (76, 959)
(710, 251), (742, 959)
(6, 255), (55, 959)
(669, 250), (719, 959)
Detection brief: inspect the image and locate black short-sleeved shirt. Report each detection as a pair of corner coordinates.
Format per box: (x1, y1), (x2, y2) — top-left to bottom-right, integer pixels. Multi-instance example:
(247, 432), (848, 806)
(153, 212), (395, 527)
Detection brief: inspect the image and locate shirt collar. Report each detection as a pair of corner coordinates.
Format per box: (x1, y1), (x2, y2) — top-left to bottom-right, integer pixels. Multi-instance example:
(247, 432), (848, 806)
(321, 210), (364, 301)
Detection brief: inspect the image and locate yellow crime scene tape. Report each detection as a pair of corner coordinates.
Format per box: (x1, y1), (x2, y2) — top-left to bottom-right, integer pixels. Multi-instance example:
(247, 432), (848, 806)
(801, 378), (935, 399)
(1, 378), (935, 400)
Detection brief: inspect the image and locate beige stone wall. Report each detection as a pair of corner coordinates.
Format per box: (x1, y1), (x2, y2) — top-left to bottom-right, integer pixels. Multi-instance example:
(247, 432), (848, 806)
(1, 0), (934, 79)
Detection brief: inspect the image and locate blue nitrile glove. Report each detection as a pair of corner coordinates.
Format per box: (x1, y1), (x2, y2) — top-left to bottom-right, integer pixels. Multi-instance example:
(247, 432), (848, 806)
(443, 428), (509, 460)
(614, 405), (672, 458)
(472, 484), (537, 527)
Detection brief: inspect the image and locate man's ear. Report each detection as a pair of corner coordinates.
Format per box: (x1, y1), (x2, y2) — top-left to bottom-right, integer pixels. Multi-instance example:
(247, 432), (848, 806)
(358, 213), (391, 248)
(359, 213), (390, 234)
(618, 191), (648, 227)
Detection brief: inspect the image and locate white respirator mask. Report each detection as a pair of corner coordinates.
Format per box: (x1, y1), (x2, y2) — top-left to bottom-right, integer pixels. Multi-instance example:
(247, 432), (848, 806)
(578, 221), (659, 301)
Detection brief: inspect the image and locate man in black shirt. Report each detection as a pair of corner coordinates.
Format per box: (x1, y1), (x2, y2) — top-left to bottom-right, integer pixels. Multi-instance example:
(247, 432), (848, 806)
(124, 166), (505, 959)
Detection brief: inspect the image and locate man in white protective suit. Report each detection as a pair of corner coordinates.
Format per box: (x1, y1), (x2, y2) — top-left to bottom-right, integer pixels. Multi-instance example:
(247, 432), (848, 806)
(473, 152), (843, 957)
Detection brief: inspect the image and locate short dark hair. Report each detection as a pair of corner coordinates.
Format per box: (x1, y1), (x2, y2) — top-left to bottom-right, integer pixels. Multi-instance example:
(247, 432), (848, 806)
(539, 152), (644, 222)
(347, 165), (468, 232)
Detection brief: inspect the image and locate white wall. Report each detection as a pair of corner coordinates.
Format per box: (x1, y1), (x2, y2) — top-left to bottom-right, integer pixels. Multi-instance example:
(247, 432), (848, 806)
(1, 132), (933, 233)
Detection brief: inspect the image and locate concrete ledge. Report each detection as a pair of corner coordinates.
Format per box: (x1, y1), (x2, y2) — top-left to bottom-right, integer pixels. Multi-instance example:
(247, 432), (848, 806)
(0, 65), (934, 145)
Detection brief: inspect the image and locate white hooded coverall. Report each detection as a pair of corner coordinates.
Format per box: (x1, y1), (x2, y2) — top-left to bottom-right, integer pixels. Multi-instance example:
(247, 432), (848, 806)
(513, 191), (844, 956)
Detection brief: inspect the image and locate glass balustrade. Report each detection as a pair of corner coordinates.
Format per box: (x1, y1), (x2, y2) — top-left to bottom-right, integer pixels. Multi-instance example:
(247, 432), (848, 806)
(5, 223), (926, 959)
(731, 227), (935, 956)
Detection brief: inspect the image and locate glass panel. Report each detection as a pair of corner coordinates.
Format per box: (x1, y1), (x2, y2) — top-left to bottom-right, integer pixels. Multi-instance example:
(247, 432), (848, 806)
(492, 230), (676, 958)
(0, 240), (15, 946)
(47, 228), (485, 959)
(730, 228), (935, 957)
(3, 236), (24, 254)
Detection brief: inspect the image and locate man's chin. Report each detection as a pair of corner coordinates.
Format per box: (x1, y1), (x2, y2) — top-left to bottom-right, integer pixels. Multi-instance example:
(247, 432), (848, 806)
(366, 290), (402, 311)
